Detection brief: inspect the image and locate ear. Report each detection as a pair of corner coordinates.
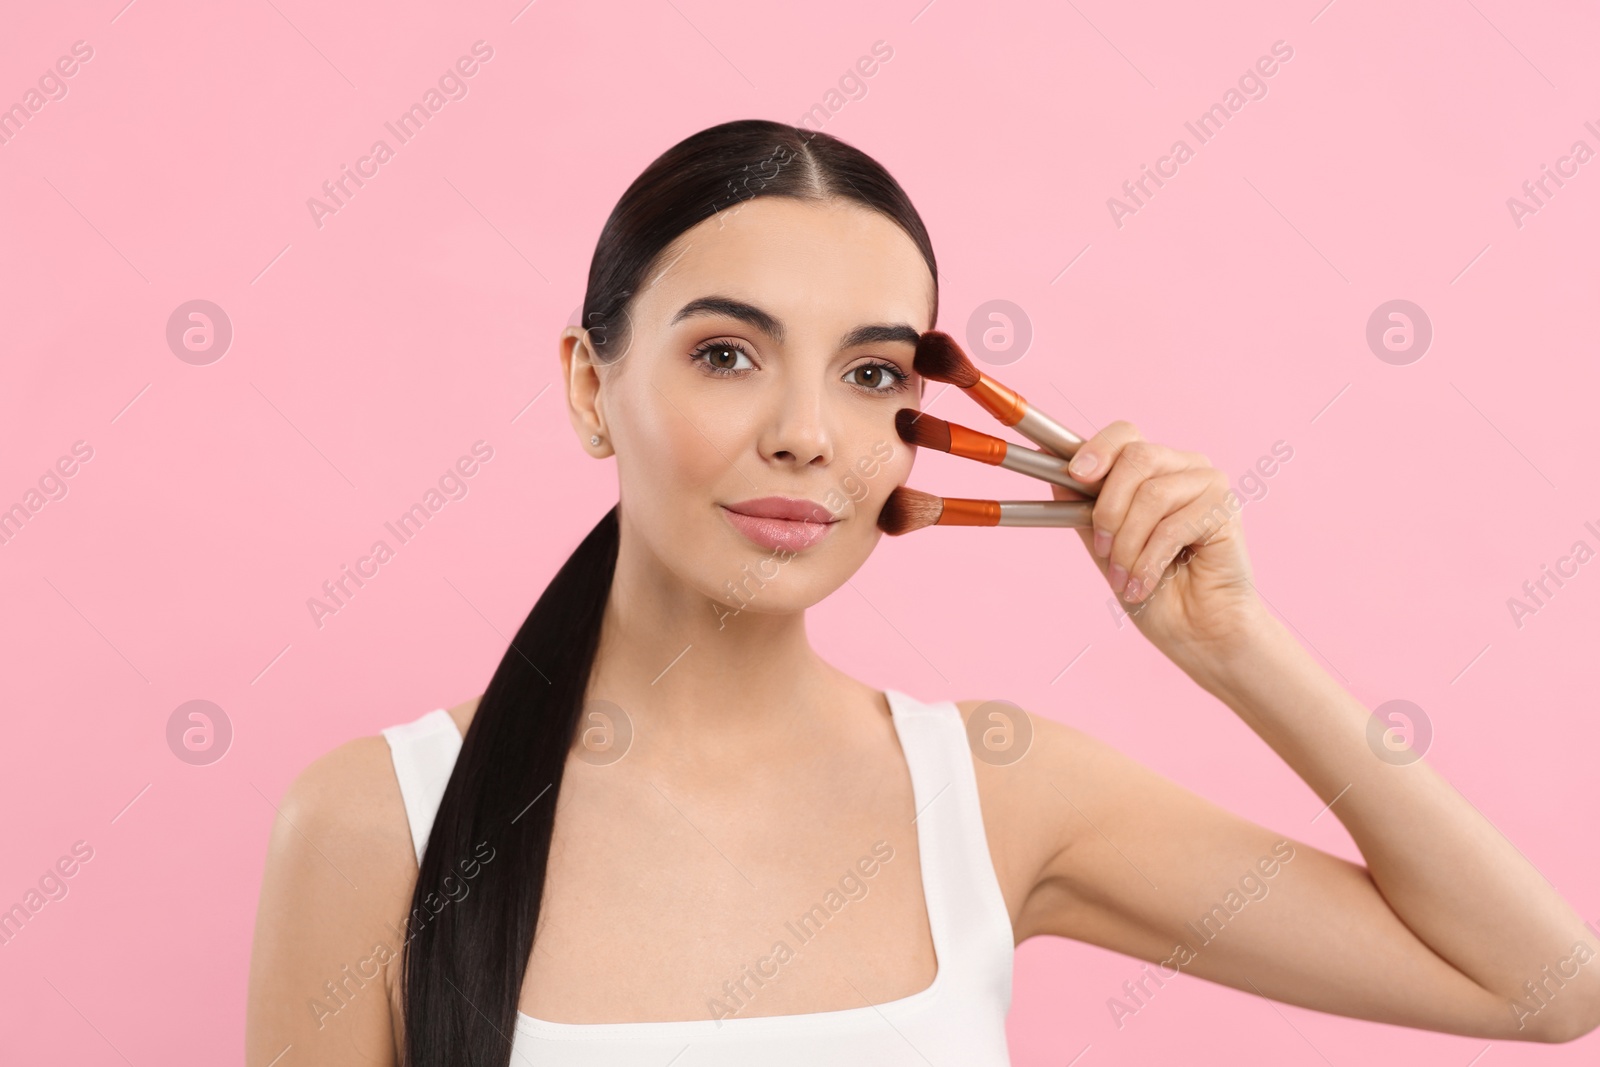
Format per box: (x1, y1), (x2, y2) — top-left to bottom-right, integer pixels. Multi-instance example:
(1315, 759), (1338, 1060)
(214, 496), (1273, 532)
(560, 327), (611, 457)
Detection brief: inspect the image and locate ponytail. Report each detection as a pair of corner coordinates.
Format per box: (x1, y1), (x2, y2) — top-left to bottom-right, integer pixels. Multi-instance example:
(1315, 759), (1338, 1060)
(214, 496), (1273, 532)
(399, 504), (618, 1065)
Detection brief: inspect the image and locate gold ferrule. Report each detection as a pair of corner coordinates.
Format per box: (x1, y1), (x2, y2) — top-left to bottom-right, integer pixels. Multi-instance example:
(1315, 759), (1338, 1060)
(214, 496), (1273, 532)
(966, 376), (1027, 426)
(946, 422), (1008, 464)
(936, 497), (1003, 526)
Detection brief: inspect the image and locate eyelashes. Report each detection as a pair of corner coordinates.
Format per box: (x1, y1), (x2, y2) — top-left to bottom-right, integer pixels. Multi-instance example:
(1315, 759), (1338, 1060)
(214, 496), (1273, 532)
(687, 338), (912, 395)
(847, 362), (912, 393)
(688, 339), (755, 375)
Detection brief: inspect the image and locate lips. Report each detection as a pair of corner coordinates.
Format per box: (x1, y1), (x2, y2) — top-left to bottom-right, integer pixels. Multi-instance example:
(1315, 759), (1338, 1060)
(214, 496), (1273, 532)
(720, 496), (838, 552)
(724, 496), (836, 522)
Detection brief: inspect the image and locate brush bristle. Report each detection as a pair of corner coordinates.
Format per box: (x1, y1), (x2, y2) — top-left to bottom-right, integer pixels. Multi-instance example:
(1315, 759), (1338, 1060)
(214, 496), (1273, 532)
(913, 331), (980, 388)
(893, 408), (952, 452)
(877, 486), (945, 536)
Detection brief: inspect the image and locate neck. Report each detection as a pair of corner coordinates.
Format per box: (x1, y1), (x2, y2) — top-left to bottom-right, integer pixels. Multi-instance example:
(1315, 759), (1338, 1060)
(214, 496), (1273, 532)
(585, 534), (847, 743)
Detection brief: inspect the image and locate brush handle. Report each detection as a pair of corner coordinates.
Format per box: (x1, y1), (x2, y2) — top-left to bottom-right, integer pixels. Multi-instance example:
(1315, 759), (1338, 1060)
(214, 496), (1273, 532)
(963, 374), (1090, 462)
(996, 500), (1095, 528)
(1013, 407), (1088, 461)
(1000, 443), (1100, 498)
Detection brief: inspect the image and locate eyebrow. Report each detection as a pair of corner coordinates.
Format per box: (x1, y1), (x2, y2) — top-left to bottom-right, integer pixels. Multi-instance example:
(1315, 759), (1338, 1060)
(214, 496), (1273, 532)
(669, 295), (920, 350)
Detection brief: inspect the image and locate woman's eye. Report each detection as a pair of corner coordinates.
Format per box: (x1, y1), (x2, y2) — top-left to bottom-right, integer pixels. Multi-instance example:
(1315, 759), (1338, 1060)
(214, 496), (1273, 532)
(847, 362), (910, 393)
(690, 343), (908, 393)
(690, 340), (755, 374)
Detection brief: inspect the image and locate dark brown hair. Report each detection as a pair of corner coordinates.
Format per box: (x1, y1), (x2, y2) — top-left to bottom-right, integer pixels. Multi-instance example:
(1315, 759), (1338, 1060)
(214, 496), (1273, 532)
(400, 118), (939, 1066)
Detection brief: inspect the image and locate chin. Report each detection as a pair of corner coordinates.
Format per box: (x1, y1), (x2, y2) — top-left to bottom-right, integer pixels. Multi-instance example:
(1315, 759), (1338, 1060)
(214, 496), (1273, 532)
(702, 533), (860, 615)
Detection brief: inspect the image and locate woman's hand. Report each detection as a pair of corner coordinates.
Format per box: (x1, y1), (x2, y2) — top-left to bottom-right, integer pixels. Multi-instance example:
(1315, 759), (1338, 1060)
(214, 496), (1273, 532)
(1051, 421), (1269, 670)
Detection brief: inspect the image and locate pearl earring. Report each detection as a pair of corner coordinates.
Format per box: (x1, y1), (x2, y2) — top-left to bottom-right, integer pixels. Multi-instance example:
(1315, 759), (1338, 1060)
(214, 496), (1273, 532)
(590, 435), (601, 446)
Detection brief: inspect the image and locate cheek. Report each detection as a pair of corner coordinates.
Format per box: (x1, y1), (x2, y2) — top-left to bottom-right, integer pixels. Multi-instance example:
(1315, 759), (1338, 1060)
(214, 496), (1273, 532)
(870, 438), (916, 497)
(615, 373), (754, 498)
(828, 434), (913, 528)
(611, 382), (756, 594)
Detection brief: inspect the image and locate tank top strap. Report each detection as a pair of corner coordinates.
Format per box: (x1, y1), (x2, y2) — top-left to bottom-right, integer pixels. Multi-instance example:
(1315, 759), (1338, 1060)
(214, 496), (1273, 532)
(381, 707), (462, 866)
(376, 695), (1016, 992)
(884, 688), (1016, 995)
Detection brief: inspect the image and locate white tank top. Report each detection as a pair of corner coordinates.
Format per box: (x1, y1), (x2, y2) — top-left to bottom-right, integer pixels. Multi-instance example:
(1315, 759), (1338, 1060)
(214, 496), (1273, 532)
(380, 687), (1016, 1065)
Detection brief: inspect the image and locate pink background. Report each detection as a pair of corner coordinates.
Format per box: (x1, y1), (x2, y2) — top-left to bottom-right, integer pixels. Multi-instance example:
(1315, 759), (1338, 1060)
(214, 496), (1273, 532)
(2, 0), (1596, 1063)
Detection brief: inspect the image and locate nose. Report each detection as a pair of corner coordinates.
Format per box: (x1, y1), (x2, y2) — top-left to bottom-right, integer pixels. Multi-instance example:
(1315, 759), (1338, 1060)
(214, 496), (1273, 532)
(758, 374), (834, 469)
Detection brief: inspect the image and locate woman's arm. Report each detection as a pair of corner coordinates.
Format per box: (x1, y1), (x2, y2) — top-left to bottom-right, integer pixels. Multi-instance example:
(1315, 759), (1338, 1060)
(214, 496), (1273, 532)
(1211, 610), (1599, 1037)
(992, 612), (1600, 1042)
(245, 736), (416, 1066)
(989, 420), (1600, 1042)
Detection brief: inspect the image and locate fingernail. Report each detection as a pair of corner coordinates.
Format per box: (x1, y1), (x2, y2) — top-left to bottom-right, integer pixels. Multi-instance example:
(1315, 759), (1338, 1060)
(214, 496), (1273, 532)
(1069, 451), (1097, 478)
(1107, 562), (1127, 594)
(1123, 575), (1143, 602)
(1093, 528), (1111, 558)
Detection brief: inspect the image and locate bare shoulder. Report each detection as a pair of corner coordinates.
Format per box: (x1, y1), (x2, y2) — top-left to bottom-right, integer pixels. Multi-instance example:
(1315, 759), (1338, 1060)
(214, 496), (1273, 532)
(245, 727), (424, 1065)
(443, 693), (483, 738)
(956, 698), (1112, 937)
(957, 696), (1111, 819)
(306, 736), (418, 861)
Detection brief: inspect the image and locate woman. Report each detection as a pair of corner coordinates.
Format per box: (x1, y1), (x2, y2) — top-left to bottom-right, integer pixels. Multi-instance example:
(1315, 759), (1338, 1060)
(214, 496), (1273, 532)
(246, 119), (1600, 1065)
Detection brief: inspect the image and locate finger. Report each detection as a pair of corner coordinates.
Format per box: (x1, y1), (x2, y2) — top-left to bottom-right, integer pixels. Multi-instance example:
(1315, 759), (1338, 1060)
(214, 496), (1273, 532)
(1049, 481), (1094, 502)
(1105, 466), (1220, 600)
(1063, 421), (1142, 486)
(1121, 468), (1234, 603)
(1091, 440), (1200, 559)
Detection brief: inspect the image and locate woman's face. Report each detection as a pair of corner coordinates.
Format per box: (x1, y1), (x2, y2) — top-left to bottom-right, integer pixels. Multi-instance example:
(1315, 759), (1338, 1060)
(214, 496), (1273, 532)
(566, 195), (934, 615)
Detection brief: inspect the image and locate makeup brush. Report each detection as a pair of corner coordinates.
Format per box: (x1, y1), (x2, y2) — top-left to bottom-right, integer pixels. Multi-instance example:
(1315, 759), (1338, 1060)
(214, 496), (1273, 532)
(914, 331), (1088, 461)
(877, 486), (1095, 536)
(895, 408), (1100, 498)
